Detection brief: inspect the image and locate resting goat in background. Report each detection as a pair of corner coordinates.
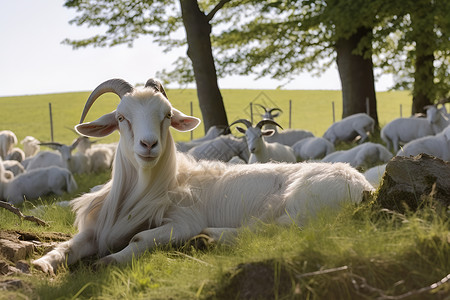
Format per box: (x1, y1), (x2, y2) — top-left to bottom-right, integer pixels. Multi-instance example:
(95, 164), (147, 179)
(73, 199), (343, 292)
(33, 78), (374, 275)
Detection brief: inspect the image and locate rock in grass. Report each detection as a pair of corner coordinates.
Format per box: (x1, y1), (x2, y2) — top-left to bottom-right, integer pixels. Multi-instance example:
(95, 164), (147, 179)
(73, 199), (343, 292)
(376, 153), (450, 213)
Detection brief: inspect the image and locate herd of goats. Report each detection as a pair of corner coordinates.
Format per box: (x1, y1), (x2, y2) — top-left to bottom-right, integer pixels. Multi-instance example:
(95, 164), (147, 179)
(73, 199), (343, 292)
(0, 77), (443, 274)
(0, 97), (449, 207)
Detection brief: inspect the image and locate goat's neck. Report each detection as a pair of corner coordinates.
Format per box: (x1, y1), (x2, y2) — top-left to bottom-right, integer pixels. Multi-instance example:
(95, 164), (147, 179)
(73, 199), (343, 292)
(255, 142), (270, 163)
(95, 134), (178, 255)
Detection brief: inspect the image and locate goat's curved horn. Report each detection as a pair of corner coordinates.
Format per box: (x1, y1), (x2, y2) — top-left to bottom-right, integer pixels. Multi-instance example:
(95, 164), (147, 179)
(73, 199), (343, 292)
(254, 104), (268, 112)
(268, 108), (283, 114)
(79, 78), (134, 123)
(39, 142), (63, 148)
(256, 119), (283, 130)
(228, 119), (253, 129)
(145, 78), (168, 99)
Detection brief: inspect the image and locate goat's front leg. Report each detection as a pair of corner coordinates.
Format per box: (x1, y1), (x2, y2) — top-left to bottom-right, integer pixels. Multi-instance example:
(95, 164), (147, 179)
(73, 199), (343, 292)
(32, 229), (97, 275)
(95, 221), (202, 266)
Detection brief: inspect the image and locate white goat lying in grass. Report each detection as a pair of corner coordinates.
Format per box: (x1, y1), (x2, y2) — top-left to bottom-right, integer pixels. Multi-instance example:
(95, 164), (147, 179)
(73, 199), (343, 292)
(230, 119), (297, 163)
(321, 142), (393, 170)
(33, 78), (374, 275)
(291, 137), (335, 161)
(396, 125), (450, 161)
(176, 125), (228, 152)
(26, 139), (80, 171)
(187, 134), (249, 162)
(323, 113), (375, 145)
(0, 157), (77, 205)
(255, 105), (314, 146)
(381, 105), (449, 152)
(363, 164), (387, 189)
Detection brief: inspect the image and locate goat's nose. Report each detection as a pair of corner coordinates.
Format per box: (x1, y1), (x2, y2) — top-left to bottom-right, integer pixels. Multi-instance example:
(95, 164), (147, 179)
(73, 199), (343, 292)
(140, 139), (158, 150)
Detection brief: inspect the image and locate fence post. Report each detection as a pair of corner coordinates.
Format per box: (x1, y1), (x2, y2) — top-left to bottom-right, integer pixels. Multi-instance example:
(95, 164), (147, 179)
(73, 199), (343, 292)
(289, 99), (292, 129)
(190, 101), (193, 140)
(332, 101), (335, 123)
(49, 103), (54, 142)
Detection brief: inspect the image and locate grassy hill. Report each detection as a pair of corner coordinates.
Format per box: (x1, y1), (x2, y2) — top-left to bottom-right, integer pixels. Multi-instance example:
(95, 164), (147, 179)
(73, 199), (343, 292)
(0, 89), (413, 146)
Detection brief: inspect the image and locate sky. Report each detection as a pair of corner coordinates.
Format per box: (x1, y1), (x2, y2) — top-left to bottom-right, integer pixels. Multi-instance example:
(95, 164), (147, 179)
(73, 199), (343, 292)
(0, 1), (394, 97)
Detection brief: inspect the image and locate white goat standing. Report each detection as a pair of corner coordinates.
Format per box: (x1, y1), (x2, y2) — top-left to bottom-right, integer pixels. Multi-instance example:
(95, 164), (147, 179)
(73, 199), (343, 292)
(33, 78), (374, 275)
(0, 130), (18, 159)
(323, 113), (375, 145)
(291, 137), (335, 161)
(256, 105), (314, 146)
(381, 105), (449, 152)
(230, 119), (297, 163)
(396, 125), (450, 161)
(322, 142), (393, 170)
(0, 157), (78, 205)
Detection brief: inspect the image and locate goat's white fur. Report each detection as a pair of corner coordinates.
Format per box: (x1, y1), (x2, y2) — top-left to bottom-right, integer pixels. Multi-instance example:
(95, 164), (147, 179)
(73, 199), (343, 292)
(5, 147), (25, 162)
(257, 106), (314, 146)
(322, 142), (393, 170)
(176, 125), (227, 152)
(363, 164), (387, 189)
(187, 134), (249, 162)
(323, 113), (375, 145)
(0, 130), (18, 160)
(381, 106), (449, 152)
(235, 122), (297, 163)
(396, 125), (450, 161)
(0, 157), (77, 205)
(21, 136), (40, 158)
(32, 79), (374, 275)
(3, 159), (25, 176)
(291, 137), (335, 161)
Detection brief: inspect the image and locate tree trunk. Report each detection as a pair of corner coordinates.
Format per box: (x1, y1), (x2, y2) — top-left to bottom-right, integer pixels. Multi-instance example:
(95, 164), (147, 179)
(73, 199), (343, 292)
(335, 27), (379, 127)
(180, 0), (228, 132)
(411, 0), (435, 114)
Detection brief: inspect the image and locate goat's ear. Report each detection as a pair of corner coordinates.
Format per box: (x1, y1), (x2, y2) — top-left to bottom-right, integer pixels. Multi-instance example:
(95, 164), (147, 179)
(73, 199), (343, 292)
(170, 108), (201, 132)
(75, 112), (118, 137)
(236, 127), (246, 134)
(262, 129), (275, 137)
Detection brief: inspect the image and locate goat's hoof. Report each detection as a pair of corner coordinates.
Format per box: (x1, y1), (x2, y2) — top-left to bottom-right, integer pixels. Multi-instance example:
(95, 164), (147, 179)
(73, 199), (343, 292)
(32, 259), (55, 276)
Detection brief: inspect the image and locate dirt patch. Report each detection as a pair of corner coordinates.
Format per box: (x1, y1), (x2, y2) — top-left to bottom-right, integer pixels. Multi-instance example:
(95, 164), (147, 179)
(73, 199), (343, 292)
(212, 259), (295, 300)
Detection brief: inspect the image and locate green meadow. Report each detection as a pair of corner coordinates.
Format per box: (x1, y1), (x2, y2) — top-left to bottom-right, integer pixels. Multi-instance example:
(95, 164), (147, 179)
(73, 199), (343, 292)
(1, 89), (449, 299)
(0, 89), (413, 146)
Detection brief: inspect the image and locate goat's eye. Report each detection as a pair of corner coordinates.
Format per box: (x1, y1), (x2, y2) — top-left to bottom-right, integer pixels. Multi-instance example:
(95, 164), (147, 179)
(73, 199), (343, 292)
(117, 115), (125, 122)
(166, 112), (173, 119)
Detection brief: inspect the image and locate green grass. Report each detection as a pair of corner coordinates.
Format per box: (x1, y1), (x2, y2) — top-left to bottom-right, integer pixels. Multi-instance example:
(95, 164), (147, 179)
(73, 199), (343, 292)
(4, 203), (448, 299)
(0, 89), (413, 146)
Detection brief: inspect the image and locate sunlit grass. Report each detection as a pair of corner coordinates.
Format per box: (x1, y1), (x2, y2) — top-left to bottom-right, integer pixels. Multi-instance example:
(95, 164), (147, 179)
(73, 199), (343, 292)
(13, 203), (449, 299)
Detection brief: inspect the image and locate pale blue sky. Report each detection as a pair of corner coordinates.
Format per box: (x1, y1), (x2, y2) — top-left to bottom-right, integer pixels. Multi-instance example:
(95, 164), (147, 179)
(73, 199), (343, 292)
(0, 0), (393, 97)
